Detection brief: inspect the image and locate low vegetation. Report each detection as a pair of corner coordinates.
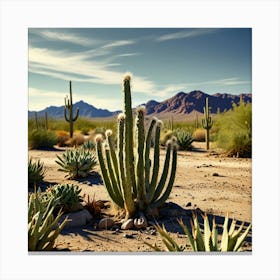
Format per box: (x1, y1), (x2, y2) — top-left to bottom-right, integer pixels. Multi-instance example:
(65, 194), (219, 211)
(215, 100), (252, 157)
(46, 184), (83, 213)
(28, 189), (68, 251)
(28, 129), (57, 149)
(174, 129), (194, 150)
(55, 148), (97, 179)
(146, 213), (251, 252)
(28, 158), (45, 188)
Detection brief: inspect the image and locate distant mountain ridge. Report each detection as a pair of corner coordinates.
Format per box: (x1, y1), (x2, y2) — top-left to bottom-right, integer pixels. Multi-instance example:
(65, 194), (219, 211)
(145, 90), (252, 116)
(28, 91), (252, 119)
(28, 100), (120, 119)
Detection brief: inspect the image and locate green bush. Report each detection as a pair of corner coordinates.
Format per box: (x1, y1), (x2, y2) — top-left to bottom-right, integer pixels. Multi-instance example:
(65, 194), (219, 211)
(46, 184), (83, 213)
(56, 148), (97, 179)
(160, 129), (174, 146)
(28, 158), (45, 188)
(28, 129), (57, 149)
(216, 102), (252, 157)
(174, 129), (194, 150)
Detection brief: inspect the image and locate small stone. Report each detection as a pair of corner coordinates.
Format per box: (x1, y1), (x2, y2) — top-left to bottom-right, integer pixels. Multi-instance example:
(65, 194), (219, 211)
(186, 202), (192, 207)
(212, 172), (219, 177)
(98, 217), (115, 229)
(134, 215), (148, 229)
(123, 234), (134, 239)
(60, 209), (93, 230)
(121, 219), (134, 230)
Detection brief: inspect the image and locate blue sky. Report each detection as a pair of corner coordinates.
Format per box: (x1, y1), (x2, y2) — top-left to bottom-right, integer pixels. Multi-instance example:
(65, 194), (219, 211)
(28, 28), (251, 111)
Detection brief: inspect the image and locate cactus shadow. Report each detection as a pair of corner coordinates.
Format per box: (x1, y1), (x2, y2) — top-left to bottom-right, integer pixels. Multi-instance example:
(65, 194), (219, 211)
(76, 172), (103, 186)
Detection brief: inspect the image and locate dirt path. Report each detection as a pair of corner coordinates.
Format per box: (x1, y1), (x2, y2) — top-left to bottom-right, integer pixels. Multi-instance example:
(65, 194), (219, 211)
(29, 142), (252, 252)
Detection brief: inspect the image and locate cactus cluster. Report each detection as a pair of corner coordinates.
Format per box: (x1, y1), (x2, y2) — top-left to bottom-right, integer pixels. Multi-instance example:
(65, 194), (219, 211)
(174, 129), (194, 151)
(147, 213), (251, 252)
(56, 148), (97, 179)
(46, 183), (83, 213)
(28, 190), (69, 251)
(28, 157), (45, 188)
(202, 97), (213, 150)
(64, 81), (79, 138)
(96, 76), (177, 220)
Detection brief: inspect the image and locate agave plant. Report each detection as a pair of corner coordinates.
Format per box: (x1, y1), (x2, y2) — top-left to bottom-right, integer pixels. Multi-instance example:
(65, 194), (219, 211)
(82, 140), (96, 151)
(55, 148), (97, 179)
(46, 184), (83, 213)
(28, 157), (45, 188)
(146, 213), (252, 252)
(174, 129), (194, 151)
(28, 189), (69, 251)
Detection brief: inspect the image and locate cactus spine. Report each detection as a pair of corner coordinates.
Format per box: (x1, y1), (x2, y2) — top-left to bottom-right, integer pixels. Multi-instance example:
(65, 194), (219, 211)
(64, 81), (79, 138)
(96, 75), (177, 220)
(202, 97), (213, 150)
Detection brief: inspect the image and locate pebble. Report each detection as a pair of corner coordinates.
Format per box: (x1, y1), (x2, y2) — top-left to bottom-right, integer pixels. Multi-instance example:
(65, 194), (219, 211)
(121, 219), (134, 230)
(98, 218), (115, 229)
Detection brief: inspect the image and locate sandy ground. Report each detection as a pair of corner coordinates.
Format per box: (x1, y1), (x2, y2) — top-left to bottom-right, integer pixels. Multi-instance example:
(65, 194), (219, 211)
(28, 142), (252, 252)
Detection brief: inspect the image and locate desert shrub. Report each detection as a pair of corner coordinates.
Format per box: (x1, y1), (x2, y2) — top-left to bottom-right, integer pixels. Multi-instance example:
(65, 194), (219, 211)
(55, 148), (97, 179)
(65, 133), (85, 147)
(83, 194), (106, 218)
(28, 129), (57, 149)
(160, 129), (174, 146)
(28, 158), (45, 188)
(28, 189), (68, 251)
(55, 130), (70, 147)
(146, 213), (251, 252)
(216, 102), (252, 157)
(192, 128), (205, 142)
(174, 129), (194, 150)
(46, 183), (83, 213)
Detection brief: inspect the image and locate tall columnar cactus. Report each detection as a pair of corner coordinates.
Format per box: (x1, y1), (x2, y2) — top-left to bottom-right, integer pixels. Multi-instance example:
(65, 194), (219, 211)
(64, 81), (79, 138)
(34, 112), (39, 130)
(202, 97), (213, 150)
(45, 111), (48, 130)
(96, 75), (177, 220)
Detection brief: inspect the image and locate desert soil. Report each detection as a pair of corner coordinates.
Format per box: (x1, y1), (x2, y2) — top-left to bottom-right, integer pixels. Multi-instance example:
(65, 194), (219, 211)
(28, 142), (252, 252)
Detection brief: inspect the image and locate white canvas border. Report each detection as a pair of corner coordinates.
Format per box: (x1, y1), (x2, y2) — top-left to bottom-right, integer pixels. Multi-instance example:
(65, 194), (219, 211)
(0, 0), (279, 279)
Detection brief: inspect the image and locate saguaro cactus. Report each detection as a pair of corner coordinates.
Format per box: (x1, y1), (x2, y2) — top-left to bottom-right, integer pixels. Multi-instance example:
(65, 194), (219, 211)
(34, 112), (39, 130)
(64, 81), (79, 138)
(202, 97), (213, 150)
(96, 75), (177, 220)
(45, 111), (48, 130)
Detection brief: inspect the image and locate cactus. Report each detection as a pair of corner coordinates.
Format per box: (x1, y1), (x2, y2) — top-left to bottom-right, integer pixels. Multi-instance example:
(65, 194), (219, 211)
(64, 81), (79, 138)
(146, 213), (252, 252)
(174, 129), (194, 151)
(28, 157), (45, 188)
(46, 184), (83, 213)
(45, 111), (48, 130)
(96, 75), (177, 220)
(28, 189), (69, 251)
(34, 112), (39, 130)
(195, 112), (199, 129)
(202, 97), (213, 150)
(56, 148), (97, 179)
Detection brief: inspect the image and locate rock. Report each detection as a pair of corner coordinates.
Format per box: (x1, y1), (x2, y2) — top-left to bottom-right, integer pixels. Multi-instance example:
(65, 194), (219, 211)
(121, 219), (134, 230)
(98, 218), (115, 229)
(212, 172), (219, 176)
(186, 202), (192, 207)
(60, 209), (93, 229)
(134, 214), (148, 229)
(123, 234), (134, 239)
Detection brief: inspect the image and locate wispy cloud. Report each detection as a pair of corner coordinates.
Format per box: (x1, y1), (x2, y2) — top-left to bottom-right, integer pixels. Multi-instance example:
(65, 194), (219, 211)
(157, 28), (219, 41)
(101, 40), (135, 49)
(30, 30), (100, 47)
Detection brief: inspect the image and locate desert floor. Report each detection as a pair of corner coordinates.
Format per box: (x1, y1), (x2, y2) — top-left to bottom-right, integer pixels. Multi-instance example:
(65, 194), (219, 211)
(28, 142), (252, 252)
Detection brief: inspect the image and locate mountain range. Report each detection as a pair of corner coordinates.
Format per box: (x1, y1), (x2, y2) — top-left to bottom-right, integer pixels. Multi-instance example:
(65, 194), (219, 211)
(28, 90), (252, 120)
